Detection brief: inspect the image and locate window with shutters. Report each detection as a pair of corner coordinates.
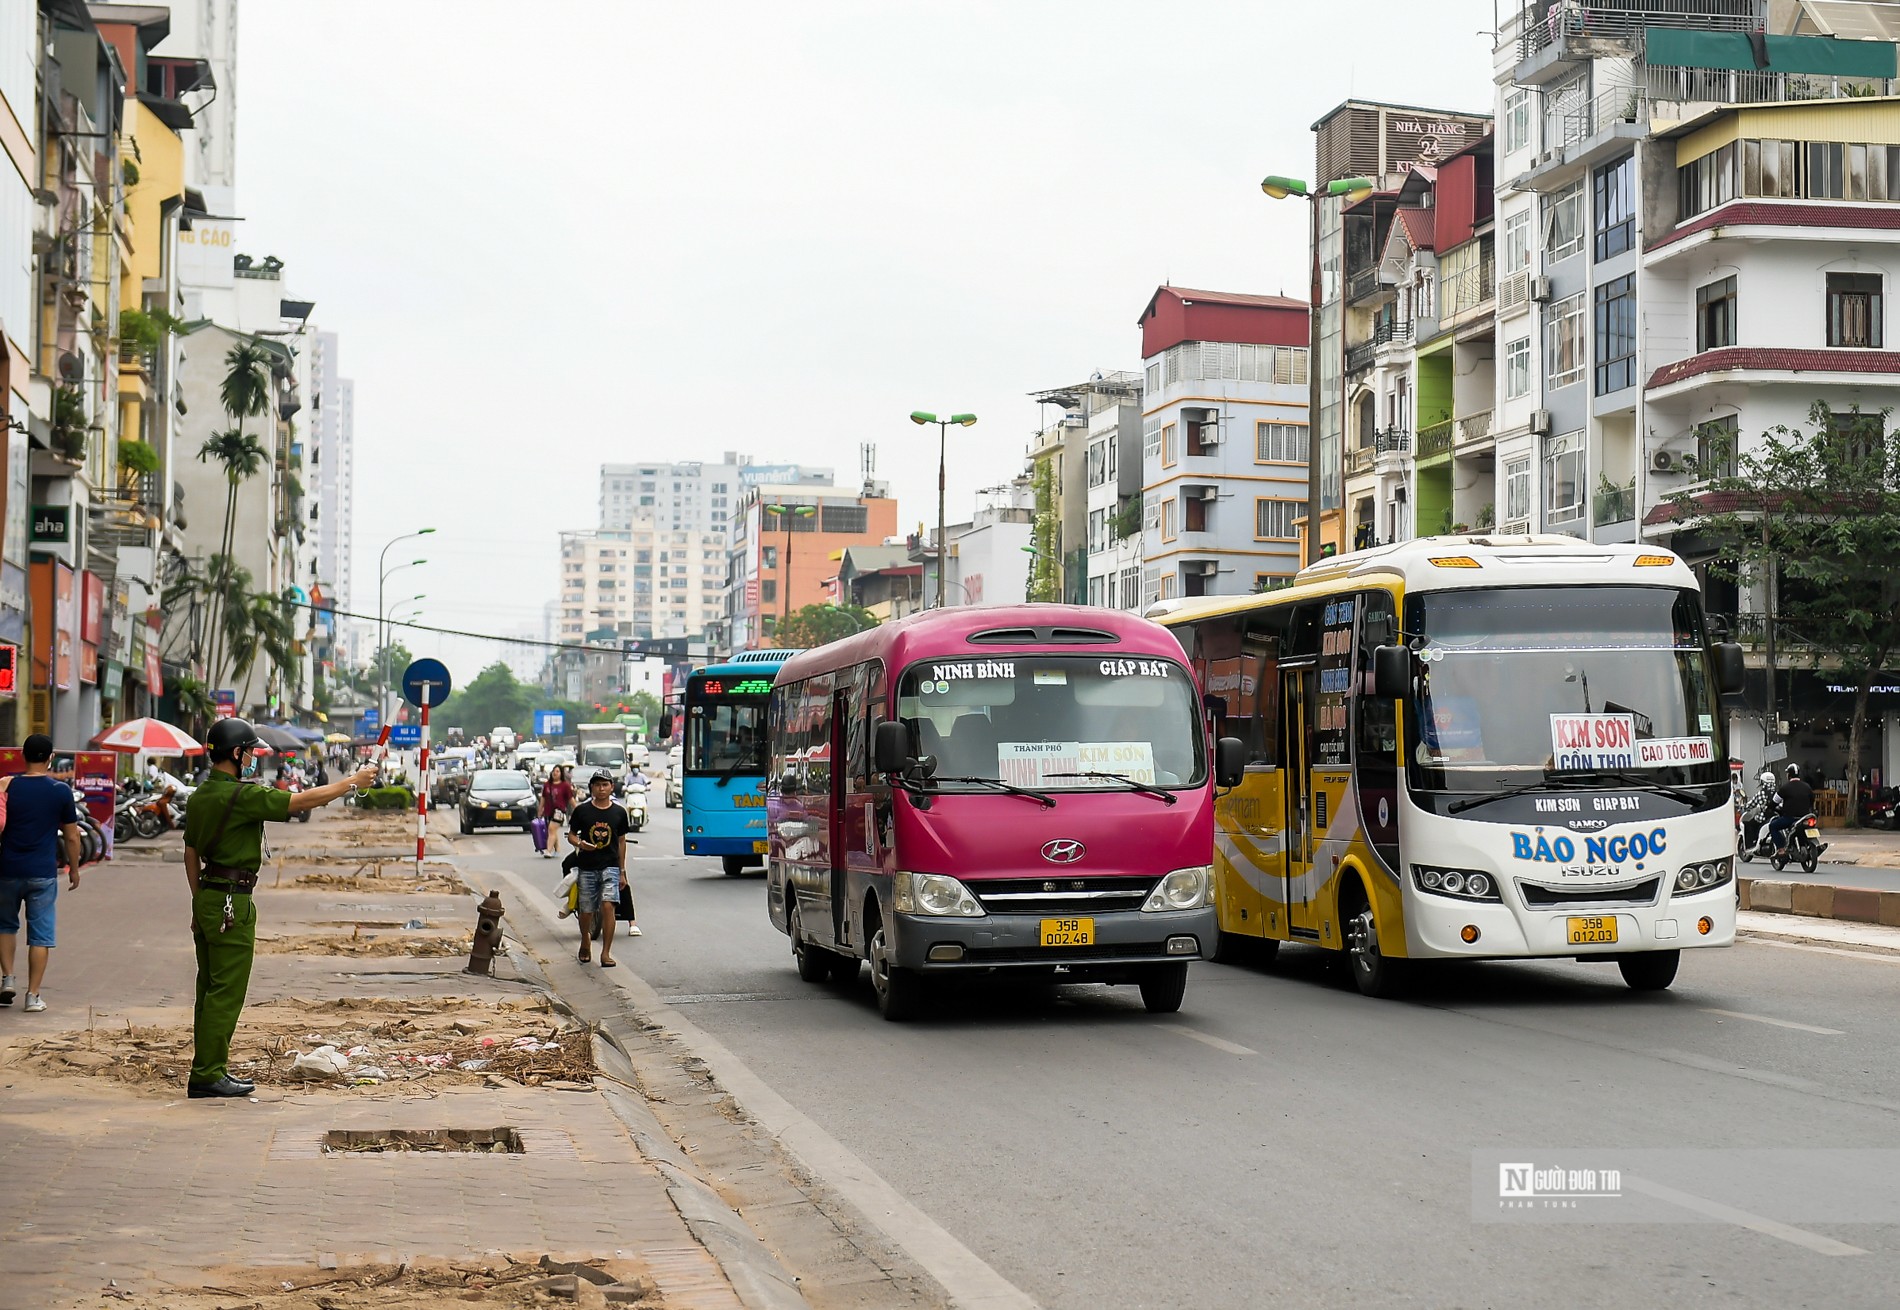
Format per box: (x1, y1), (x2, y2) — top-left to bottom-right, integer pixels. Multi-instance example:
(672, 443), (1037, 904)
(1696, 276), (1736, 352)
(1255, 499), (1302, 540)
(1827, 272), (1883, 348)
(1255, 422), (1309, 464)
(1161, 423), (1178, 467)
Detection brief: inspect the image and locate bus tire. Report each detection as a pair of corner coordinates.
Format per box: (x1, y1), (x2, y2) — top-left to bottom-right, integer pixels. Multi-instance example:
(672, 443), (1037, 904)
(1344, 894), (1409, 999)
(722, 855), (749, 877)
(867, 912), (922, 1021)
(789, 905), (833, 983)
(1617, 950), (1679, 992)
(1138, 962), (1189, 1013)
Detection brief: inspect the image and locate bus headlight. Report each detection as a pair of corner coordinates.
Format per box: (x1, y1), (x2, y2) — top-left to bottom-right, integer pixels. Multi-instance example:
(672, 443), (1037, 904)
(1673, 860), (1733, 894)
(1412, 864), (1501, 903)
(1143, 866), (1213, 912)
(893, 871), (985, 917)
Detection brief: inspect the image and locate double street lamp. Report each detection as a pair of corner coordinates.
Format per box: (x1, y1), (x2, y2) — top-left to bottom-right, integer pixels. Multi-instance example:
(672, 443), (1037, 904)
(1260, 175), (1374, 565)
(761, 502), (817, 633)
(377, 527), (435, 721)
(909, 411), (976, 608)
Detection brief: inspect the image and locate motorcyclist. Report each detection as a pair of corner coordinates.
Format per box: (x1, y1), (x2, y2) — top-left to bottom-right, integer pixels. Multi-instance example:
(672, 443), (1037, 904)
(1767, 763), (1814, 855)
(1741, 769), (1778, 854)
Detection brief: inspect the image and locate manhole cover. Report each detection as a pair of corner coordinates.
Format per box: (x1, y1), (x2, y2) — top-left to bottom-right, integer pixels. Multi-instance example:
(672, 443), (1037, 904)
(322, 1127), (524, 1155)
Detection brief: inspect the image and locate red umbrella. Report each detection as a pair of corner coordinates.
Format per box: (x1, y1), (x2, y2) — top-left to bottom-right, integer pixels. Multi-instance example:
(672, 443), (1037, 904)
(94, 717), (204, 755)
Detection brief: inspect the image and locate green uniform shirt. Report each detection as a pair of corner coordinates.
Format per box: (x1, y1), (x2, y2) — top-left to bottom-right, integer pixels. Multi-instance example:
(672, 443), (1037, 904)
(184, 772), (292, 872)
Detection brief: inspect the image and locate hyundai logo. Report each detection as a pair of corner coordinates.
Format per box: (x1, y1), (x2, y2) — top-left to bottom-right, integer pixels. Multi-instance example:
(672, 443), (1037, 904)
(1041, 839), (1086, 864)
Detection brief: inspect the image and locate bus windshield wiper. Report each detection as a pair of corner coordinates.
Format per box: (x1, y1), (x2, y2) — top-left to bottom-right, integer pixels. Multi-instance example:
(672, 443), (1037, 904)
(1552, 770), (1708, 806)
(930, 775), (1057, 808)
(1041, 771), (1178, 805)
(1446, 776), (1597, 814)
(715, 753), (754, 789)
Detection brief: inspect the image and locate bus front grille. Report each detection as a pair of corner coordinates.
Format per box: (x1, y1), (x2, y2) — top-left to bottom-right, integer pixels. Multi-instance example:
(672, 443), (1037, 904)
(969, 876), (1157, 916)
(1517, 878), (1661, 908)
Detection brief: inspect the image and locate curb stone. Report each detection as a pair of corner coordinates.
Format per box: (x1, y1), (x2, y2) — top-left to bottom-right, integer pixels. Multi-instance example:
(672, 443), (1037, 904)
(590, 1029), (810, 1310)
(1739, 877), (1900, 926)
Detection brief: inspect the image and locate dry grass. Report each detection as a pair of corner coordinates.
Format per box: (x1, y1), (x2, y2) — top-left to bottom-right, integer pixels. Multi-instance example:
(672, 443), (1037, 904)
(69, 1255), (660, 1308)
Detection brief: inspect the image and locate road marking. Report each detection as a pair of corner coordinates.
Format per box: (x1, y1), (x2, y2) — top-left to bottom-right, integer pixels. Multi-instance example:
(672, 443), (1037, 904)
(663, 992), (779, 1005)
(1157, 1025), (1257, 1056)
(483, 859), (1039, 1310)
(1624, 1176), (1868, 1256)
(1702, 1007), (1844, 1036)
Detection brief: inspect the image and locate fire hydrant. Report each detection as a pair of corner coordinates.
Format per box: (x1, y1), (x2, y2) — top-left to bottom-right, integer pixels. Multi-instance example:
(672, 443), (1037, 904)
(467, 889), (506, 975)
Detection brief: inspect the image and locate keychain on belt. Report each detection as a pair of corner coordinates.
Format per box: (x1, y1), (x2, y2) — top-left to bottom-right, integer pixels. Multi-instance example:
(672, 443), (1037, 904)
(220, 893), (235, 933)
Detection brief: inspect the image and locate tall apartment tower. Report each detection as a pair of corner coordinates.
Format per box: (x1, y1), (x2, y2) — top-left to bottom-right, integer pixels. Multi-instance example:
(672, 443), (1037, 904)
(309, 332), (353, 614)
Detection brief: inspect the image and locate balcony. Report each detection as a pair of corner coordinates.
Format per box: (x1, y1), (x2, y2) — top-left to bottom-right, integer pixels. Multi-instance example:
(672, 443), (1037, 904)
(1372, 318), (1413, 349)
(1417, 420), (1454, 461)
(1346, 444), (1376, 475)
(1348, 265), (1394, 305)
(1374, 427), (1412, 461)
(1345, 340), (1377, 375)
(1513, 0), (1756, 84)
(1455, 409), (1493, 450)
(1593, 478), (1638, 543)
(1439, 249), (1494, 330)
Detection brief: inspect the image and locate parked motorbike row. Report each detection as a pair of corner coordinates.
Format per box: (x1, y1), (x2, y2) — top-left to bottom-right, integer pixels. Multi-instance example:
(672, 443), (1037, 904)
(114, 777), (184, 841)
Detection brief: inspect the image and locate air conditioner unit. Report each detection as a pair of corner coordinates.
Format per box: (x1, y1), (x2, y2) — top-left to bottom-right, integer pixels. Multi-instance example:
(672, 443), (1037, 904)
(1182, 560), (1219, 577)
(1529, 276), (1553, 303)
(1188, 485), (1220, 501)
(1651, 448), (1681, 473)
(1529, 408), (1552, 436)
(1198, 423), (1222, 445)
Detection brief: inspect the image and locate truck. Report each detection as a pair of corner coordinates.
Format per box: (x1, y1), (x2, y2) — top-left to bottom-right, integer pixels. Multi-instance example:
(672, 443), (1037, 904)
(576, 723), (632, 792)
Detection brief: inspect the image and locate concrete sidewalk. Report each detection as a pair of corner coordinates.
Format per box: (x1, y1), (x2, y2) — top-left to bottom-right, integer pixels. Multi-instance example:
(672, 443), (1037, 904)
(0, 815), (761, 1310)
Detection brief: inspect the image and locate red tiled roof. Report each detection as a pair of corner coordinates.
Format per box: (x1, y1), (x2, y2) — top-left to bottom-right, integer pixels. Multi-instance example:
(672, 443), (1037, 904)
(1648, 201), (1900, 252)
(1163, 287), (1308, 311)
(1645, 346), (1900, 391)
(1643, 490), (1750, 527)
(1396, 207), (1436, 251)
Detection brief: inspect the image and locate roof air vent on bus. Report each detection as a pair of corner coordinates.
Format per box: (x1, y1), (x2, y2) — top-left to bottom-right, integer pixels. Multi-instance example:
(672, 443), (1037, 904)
(967, 627), (1040, 645)
(967, 626), (1120, 645)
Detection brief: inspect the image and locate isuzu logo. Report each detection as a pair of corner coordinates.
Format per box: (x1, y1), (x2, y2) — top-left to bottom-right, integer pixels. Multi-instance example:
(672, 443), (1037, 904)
(1040, 839), (1086, 864)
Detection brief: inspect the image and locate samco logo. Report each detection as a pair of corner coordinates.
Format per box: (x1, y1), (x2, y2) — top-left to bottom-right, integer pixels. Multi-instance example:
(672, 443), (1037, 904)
(1512, 827), (1667, 863)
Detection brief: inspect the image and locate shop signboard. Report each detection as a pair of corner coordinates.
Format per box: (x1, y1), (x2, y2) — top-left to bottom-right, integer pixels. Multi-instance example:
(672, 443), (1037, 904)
(53, 560), (73, 691)
(145, 614), (163, 696)
(0, 641), (15, 694)
(0, 747), (120, 826)
(79, 570), (103, 645)
(213, 688), (236, 719)
(78, 641), (97, 686)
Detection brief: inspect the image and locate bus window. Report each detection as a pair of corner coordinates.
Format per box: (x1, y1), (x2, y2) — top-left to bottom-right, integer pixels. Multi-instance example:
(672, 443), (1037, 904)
(1355, 590), (1399, 764)
(1195, 616), (1247, 730)
(1243, 615), (1280, 768)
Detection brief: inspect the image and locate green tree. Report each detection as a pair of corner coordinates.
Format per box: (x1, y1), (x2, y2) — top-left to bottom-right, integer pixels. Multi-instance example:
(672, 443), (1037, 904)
(775, 603), (877, 648)
(437, 662), (532, 738)
(1027, 459), (1060, 602)
(1665, 401), (1900, 820)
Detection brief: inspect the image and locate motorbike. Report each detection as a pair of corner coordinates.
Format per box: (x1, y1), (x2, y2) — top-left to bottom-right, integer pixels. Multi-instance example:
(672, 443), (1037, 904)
(275, 771), (313, 822)
(114, 783), (179, 841)
(1769, 813), (1829, 875)
(1737, 784), (1777, 863)
(1859, 785), (1898, 830)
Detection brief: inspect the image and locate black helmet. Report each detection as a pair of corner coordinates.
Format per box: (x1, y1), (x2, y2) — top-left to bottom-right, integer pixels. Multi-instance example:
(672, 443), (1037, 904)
(1786, 762), (1802, 778)
(206, 716), (260, 762)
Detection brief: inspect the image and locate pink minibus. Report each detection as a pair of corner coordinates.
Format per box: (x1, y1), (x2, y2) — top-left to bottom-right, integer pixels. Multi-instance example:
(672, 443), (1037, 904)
(766, 604), (1243, 1020)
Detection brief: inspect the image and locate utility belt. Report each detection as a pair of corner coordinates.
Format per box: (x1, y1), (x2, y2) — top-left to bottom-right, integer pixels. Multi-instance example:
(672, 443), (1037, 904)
(198, 864), (258, 895)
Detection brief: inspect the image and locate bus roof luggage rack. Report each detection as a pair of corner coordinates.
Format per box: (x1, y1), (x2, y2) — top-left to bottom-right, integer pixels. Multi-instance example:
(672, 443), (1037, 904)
(967, 625), (1120, 645)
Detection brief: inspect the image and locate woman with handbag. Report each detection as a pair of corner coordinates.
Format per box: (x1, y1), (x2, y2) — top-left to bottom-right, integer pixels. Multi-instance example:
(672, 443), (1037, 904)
(539, 765), (574, 860)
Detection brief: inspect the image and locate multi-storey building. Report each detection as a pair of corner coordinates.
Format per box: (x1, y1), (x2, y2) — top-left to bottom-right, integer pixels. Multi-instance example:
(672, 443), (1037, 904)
(1490, 0), (1900, 777)
(309, 331), (353, 637)
(1307, 100), (1497, 561)
(1137, 286), (1312, 602)
(598, 457), (834, 534)
(1033, 372), (1146, 610)
(557, 520), (727, 645)
(726, 483), (897, 650)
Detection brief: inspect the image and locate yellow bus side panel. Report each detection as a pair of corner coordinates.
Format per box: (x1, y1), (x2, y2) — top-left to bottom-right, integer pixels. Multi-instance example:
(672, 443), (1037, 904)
(1213, 769), (1288, 942)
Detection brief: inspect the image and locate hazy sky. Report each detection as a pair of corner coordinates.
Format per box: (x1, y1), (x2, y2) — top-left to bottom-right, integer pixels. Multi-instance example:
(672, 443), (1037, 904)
(234, 0), (1494, 684)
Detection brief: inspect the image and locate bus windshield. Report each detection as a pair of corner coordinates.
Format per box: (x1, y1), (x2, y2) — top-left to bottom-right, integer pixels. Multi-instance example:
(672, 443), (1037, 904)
(1406, 585), (1725, 793)
(688, 695), (767, 775)
(897, 655), (1205, 791)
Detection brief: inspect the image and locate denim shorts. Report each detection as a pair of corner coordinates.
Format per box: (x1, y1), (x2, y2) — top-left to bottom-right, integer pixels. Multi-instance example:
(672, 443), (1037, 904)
(0, 877), (57, 948)
(576, 865), (621, 908)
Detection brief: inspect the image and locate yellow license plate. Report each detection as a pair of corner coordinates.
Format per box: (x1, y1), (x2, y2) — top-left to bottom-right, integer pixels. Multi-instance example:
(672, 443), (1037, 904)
(753, 840), (769, 854)
(494, 810), (512, 821)
(1567, 915), (1618, 945)
(1040, 917), (1095, 947)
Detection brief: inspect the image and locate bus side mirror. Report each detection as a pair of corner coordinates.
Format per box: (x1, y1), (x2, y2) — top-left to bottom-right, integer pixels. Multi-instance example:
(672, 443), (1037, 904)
(659, 712), (673, 739)
(1373, 645), (1411, 699)
(873, 720), (911, 774)
(1714, 642), (1745, 697)
(1215, 736), (1246, 789)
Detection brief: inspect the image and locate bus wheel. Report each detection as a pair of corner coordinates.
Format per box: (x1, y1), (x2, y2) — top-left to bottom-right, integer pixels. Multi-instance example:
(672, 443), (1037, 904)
(1617, 950), (1679, 992)
(1137, 962), (1189, 1013)
(722, 855), (749, 877)
(867, 915), (922, 1021)
(789, 906), (832, 984)
(1345, 901), (1409, 999)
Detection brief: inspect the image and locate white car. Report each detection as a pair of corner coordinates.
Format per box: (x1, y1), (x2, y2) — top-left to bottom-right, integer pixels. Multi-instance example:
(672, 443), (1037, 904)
(664, 760), (681, 808)
(627, 742), (652, 770)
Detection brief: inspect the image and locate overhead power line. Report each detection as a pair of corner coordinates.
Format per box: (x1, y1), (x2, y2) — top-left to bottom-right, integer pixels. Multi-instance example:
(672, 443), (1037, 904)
(283, 598), (713, 659)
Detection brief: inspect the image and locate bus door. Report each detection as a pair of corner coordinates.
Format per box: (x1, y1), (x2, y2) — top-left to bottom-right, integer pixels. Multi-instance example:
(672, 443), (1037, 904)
(828, 685), (853, 949)
(1280, 662), (1320, 936)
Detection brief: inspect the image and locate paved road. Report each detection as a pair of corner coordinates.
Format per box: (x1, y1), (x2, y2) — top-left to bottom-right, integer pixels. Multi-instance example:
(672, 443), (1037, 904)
(1747, 859), (1900, 892)
(477, 804), (1900, 1309)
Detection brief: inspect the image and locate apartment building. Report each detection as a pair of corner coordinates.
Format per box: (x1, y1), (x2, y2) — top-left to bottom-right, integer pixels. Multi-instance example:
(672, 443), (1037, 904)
(597, 457), (835, 534)
(557, 520), (727, 645)
(1137, 286), (1312, 602)
(726, 483), (897, 650)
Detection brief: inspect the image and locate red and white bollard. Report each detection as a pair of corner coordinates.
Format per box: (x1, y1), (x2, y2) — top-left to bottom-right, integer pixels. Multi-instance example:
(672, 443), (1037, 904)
(416, 701), (430, 875)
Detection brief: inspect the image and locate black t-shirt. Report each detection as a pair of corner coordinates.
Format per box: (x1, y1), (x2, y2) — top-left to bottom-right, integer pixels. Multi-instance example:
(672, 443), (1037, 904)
(1778, 778), (1815, 817)
(569, 800), (630, 869)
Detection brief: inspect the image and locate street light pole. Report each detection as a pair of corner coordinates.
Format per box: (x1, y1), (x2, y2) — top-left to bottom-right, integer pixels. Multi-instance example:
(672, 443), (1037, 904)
(375, 528), (435, 723)
(761, 503), (816, 637)
(910, 411), (976, 608)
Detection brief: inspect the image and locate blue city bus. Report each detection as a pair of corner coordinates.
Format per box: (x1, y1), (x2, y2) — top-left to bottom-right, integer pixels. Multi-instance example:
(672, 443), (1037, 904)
(679, 649), (802, 875)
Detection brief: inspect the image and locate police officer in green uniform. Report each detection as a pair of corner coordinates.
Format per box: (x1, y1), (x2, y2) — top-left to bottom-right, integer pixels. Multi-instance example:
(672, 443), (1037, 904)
(184, 717), (376, 1099)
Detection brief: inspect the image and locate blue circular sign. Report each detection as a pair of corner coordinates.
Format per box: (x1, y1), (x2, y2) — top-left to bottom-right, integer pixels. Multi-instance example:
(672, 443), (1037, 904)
(400, 657), (453, 708)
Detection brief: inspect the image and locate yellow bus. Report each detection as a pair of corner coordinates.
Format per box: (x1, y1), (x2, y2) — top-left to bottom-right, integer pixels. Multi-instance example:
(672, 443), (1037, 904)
(1149, 535), (1746, 998)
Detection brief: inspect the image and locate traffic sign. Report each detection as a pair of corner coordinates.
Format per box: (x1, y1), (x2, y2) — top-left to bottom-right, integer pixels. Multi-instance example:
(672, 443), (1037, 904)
(360, 707), (381, 730)
(533, 709), (565, 738)
(389, 723), (422, 747)
(401, 658), (452, 708)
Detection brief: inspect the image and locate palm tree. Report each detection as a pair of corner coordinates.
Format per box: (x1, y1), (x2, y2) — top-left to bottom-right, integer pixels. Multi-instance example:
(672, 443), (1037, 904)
(196, 431), (266, 686)
(218, 340), (274, 429)
(168, 673), (217, 739)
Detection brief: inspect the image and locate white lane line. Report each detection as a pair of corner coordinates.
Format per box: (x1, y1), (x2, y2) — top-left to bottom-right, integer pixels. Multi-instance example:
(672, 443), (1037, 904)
(1623, 1176), (1868, 1256)
(1156, 1025), (1257, 1056)
(483, 859), (1039, 1310)
(1702, 1007), (1845, 1036)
